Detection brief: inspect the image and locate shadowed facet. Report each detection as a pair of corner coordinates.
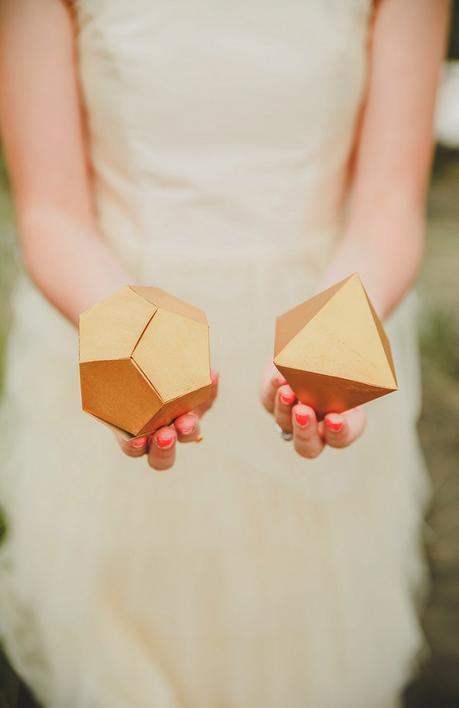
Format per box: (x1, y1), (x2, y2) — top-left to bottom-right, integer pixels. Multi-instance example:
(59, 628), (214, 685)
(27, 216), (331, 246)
(363, 289), (398, 385)
(138, 384), (214, 435)
(80, 358), (162, 435)
(274, 276), (349, 359)
(275, 364), (395, 420)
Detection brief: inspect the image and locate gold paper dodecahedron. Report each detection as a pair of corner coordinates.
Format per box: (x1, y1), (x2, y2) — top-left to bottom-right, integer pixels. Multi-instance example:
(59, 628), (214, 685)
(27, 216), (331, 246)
(273, 273), (398, 417)
(79, 285), (212, 437)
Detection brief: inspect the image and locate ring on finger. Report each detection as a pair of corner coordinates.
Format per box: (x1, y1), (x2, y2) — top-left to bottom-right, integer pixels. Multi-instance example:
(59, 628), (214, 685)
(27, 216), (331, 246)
(276, 423), (293, 441)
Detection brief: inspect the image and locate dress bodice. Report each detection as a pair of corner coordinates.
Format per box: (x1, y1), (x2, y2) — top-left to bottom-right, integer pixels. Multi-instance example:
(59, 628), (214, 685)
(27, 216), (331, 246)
(74, 0), (372, 272)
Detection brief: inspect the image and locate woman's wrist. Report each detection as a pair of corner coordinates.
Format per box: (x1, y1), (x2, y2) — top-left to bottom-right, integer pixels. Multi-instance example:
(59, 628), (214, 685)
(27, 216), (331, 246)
(316, 227), (422, 323)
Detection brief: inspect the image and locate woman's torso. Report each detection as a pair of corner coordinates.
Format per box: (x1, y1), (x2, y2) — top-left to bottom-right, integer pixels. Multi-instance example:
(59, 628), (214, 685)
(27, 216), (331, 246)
(74, 0), (372, 274)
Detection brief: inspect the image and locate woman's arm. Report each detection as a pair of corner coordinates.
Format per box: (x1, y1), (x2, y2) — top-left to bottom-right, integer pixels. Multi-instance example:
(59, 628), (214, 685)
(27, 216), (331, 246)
(0, 0), (128, 325)
(263, 0), (450, 457)
(320, 0), (451, 319)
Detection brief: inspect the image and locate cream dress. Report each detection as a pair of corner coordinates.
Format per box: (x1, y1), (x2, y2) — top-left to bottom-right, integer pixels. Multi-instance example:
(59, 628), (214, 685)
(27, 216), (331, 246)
(0, 1), (430, 706)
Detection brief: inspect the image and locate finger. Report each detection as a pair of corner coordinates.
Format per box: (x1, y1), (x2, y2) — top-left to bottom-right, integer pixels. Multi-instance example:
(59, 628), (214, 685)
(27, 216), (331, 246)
(261, 371), (288, 413)
(173, 412), (201, 443)
(274, 384), (297, 433)
(148, 426), (177, 471)
(114, 430), (149, 458)
(323, 407), (367, 448)
(292, 404), (325, 459)
(194, 368), (219, 418)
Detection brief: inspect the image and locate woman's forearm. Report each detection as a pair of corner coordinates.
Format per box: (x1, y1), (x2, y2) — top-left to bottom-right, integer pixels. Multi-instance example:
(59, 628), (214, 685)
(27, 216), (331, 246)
(1, 1), (129, 327)
(319, 198), (425, 320)
(19, 205), (129, 326)
(318, 0), (449, 320)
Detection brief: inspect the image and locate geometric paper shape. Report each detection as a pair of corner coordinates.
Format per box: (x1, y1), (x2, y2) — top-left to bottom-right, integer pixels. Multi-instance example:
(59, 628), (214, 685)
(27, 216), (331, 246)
(79, 285), (213, 437)
(274, 273), (398, 418)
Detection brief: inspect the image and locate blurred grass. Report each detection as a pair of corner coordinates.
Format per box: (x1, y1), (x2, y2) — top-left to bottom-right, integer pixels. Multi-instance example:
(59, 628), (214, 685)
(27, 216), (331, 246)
(403, 150), (459, 708)
(0, 154), (17, 398)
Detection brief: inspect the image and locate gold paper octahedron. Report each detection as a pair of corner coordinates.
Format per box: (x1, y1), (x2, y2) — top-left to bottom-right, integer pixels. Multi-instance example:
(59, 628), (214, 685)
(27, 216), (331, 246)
(79, 285), (212, 437)
(273, 274), (398, 418)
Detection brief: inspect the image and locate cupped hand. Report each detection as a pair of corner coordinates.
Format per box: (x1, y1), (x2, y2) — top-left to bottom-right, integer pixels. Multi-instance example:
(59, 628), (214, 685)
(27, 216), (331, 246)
(260, 360), (366, 459)
(114, 368), (219, 471)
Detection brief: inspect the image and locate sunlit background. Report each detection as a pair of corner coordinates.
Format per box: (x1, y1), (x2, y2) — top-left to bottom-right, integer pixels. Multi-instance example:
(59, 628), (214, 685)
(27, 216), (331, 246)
(0, 8), (458, 708)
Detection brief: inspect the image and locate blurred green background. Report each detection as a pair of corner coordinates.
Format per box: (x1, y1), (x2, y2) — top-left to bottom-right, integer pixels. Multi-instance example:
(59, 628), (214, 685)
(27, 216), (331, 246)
(1, 21), (459, 708)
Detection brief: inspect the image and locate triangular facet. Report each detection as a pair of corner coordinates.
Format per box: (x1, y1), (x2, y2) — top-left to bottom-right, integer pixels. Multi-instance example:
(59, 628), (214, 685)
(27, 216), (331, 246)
(363, 290), (398, 385)
(275, 364), (394, 419)
(275, 274), (397, 390)
(274, 276), (350, 358)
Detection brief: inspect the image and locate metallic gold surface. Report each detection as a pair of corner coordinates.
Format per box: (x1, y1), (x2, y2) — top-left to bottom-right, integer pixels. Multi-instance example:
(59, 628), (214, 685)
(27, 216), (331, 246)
(79, 286), (212, 437)
(274, 273), (398, 418)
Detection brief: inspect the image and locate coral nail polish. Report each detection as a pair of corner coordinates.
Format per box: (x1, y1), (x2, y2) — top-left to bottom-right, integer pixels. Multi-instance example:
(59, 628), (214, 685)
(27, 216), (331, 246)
(153, 428), (175, 450)
(131, 436), (147, 448)
(294, 410), (310, 427)
(155, 433), (175, 449)
(325, 418), (344, 433)
(280, 391), (295, 406)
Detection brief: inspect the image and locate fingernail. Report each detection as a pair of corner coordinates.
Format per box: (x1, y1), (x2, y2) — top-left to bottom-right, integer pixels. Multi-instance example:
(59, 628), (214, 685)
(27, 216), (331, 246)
(294, 409), (310, 427)
(154, 431), (175, 449)
(176, 414), (197, 435)
(130, 436), (147, 448)
(325, 418), (344, 433)
(179, 422), (195, 435)
(280, 390), (295, 406)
